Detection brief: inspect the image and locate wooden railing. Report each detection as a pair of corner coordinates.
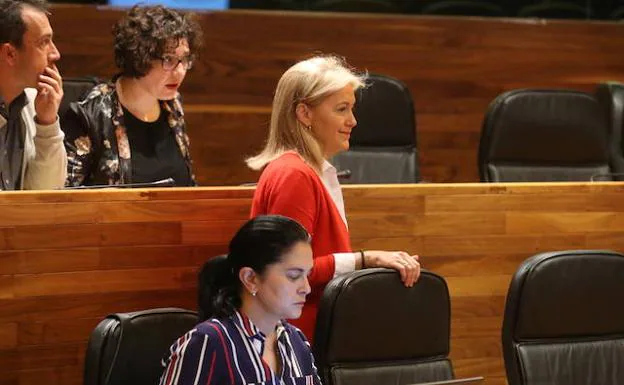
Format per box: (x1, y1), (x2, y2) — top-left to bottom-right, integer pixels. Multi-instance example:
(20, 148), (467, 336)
(2, 182), (624, 384)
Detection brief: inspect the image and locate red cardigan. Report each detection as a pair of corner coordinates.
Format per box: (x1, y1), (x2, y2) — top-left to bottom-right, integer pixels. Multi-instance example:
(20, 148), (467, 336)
(250, 152), (352, 341)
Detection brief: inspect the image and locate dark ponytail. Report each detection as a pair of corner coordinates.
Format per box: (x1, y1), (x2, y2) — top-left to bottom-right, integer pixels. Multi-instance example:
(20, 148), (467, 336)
(197, 255), (238, 322)
(198, 215), (310, 321)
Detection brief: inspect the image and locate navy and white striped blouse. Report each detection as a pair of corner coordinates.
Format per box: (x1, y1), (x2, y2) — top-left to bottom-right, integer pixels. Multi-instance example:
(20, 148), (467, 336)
(159, 310), (322, 385)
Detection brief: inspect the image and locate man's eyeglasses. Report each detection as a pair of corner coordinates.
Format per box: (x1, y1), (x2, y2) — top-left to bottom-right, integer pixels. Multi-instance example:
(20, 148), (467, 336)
(161, 55), (194, 71)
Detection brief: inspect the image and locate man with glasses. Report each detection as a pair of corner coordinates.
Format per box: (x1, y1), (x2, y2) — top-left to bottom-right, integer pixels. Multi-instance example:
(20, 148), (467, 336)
(63, 4), (203, 187)
(0, 0), (67, 190)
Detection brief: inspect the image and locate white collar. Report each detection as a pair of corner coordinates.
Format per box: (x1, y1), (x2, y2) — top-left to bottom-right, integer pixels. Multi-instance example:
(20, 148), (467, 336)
(322, 160), (336, 174)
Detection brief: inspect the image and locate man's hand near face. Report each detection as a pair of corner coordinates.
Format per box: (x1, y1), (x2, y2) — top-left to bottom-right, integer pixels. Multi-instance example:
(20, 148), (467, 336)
(34, 63), (63, 125)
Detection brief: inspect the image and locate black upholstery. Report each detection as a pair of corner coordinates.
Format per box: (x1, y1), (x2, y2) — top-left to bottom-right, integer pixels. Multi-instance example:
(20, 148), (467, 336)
(611, 6), (624, 20)
(314, 268), (453, 385)
(331, 74), (419, 184)
(60, 77), (98, 139)
(502, 250), (624, 385)
(311, 0), (399, 13)
(60, 77), (98, 121)
(595, 82), (624, 180)
(479, 89), (611, 182)
(420, 1), (506, 17)
(518, 2), (590, 19)
(84, 307), (198, 385)
(230, 0), (300, 9)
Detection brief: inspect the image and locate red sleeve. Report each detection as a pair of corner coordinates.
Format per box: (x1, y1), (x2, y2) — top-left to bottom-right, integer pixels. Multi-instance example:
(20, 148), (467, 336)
(252, 165), (335, 289)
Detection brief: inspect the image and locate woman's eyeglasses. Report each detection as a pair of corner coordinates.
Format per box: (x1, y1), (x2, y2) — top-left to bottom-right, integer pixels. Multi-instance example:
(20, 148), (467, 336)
(161, 54), (194, 71)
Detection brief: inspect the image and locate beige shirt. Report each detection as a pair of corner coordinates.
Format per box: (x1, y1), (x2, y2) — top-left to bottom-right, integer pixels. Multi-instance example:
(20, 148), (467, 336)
(0, 88), (67, 190)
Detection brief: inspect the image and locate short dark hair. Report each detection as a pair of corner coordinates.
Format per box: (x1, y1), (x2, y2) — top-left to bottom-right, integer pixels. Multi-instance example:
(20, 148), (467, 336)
(0, 0), (48, 48)
(112, 5), (203, 78)
(197, 215), (311, 321)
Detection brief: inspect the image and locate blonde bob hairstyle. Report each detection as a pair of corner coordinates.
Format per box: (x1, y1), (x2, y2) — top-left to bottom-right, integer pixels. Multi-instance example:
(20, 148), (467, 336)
(246, 55), (366, 173)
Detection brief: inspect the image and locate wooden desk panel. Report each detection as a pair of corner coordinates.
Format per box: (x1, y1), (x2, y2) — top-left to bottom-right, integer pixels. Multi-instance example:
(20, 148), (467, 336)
(1, 182), (624, 385)
(49, 5), (624, 185)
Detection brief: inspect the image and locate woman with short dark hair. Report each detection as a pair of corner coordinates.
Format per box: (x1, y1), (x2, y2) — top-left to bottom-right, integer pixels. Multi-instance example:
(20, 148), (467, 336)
(160, 215), (321, 385)
(64, 5), (202, 186)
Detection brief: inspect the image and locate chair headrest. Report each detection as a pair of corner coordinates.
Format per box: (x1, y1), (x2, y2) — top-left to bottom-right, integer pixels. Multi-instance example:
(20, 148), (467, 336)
(505, 250), (624, 341)
(596, 82), (624, 147)
(481, 89), (609, 163)
(352, 74), (416, 147)
(314, 269), (450, 364)
(60, 77), (99, 117)
(85, 307), (198, 385)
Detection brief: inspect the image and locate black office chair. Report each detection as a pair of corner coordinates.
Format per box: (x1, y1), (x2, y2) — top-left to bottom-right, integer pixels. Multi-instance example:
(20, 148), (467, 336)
(60, 77), (99, 138)
(595, 82), (624, 180)
(331, 74), (419, 184)
(229, 0), (301, 10)
(84, 307), (198, 385)
(60, 77), (98, 121)
(311, 0), (399, 13)
(479, 89), (611, 182)
(420, 1), (506, 17)
(518, 1), (591, 19)
(314, 268), (454, 385)
(502, 250), (624, 385)
(611, 5), (624, 20)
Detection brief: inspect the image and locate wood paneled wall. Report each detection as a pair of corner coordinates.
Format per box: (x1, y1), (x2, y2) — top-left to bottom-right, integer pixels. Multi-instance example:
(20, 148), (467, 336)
(2, 182), (624, 384)
(50, 5), (624, 185)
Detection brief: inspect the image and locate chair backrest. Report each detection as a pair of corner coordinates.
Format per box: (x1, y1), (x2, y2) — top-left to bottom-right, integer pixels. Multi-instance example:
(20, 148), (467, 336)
(60, 77), (99, 135)
(331, 73), (419, 184)
(314, 268), (453, 385)
(502, 250), (624, 385)
(595, 82), (624, 180)
(479, 89), (611, 182)
(84, 307), (198, 385)
(420, 1), (506, 17)
(311, 0), (399, 13)
(60, 77), (98, 118)
(517, 2), (590, 19)
(611, 5), (624, 20)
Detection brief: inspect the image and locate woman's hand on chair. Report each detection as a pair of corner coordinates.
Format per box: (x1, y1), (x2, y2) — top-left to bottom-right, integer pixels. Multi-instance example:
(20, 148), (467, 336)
(363, 250), (421, 287)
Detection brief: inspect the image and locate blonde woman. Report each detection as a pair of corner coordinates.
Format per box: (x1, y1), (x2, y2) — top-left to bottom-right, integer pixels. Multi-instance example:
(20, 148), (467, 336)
(247, 55), (421, 341)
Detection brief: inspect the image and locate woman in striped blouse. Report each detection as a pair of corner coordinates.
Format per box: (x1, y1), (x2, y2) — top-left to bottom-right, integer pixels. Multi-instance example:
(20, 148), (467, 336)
(160, 215), (321, 385)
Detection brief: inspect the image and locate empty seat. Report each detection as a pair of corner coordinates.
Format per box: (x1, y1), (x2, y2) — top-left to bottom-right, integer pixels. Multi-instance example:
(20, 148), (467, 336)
(331, 73), (419, 183)
(229, 0), (300, 10)
(611, 5), (624, 20)
(311, 0), (399, 13)
(595, 82), (624, 180)
(314, 268), (453, 385)
(479, 89), (611, 182)
(84, 307), (198, 385)
(420, 1), (506, 17)
(518, 2), (591, 19)
(502, 250), (624, 385)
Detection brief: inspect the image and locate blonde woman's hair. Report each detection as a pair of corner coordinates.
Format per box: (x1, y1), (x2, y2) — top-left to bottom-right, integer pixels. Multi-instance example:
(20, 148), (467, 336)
(246, 55), (366, 173)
